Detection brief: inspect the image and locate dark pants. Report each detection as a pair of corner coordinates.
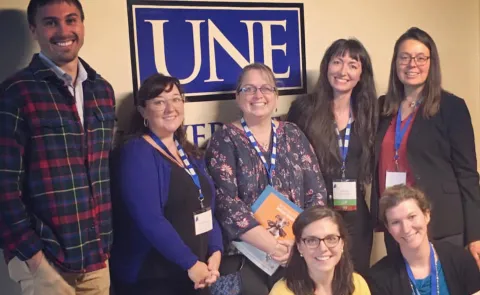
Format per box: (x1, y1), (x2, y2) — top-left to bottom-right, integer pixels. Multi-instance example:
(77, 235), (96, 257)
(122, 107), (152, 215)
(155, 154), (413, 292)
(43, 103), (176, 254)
(111, 276), (210, 295)
(218, 255), (284, 295)
(384, 231), (464, 255)
(339, 200), (373, 276)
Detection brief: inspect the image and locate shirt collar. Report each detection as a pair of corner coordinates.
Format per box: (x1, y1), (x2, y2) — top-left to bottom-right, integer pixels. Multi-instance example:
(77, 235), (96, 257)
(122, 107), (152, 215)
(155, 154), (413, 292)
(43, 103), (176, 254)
(39, 52), (88, 85)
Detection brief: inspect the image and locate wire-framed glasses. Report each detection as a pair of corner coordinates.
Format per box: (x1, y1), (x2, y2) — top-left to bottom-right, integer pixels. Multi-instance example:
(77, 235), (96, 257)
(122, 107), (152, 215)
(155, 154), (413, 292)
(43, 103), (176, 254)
(150, 96), (185, 111)
(238, 85), (276, 95)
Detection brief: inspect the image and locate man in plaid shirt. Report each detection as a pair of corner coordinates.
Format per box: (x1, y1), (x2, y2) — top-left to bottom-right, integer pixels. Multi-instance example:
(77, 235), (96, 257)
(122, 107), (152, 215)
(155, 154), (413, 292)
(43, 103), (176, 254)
(0, 0), (115, 294)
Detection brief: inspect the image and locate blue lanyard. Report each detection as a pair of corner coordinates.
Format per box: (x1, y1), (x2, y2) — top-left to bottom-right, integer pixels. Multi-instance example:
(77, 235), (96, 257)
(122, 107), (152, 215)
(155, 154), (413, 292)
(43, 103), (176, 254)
(405, 243), (438, 295)
(148, 131), (205, 208)
(395, 102), (421, 163)
(334, 112), (352, 179)
(240, 118), (277, 185)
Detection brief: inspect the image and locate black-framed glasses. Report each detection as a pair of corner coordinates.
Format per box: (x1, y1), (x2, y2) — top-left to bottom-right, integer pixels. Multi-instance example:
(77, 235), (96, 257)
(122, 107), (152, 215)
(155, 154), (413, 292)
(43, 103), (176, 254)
(238, 85), (276, 95)
(301, 235), (342, 249)
(397, 54), (430, 66)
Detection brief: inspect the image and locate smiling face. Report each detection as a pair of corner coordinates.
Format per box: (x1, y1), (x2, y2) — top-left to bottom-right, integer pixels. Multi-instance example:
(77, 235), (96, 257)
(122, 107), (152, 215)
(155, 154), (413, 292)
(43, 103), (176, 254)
(30, 1), (84, 67)
(297, 218), (344, 275)
(396, 39), (431, 91)
(386, 199), (431, 251)
(236, 68), (278, 120)
(327, 51), (362, 97)
(138, 84), (185, 138)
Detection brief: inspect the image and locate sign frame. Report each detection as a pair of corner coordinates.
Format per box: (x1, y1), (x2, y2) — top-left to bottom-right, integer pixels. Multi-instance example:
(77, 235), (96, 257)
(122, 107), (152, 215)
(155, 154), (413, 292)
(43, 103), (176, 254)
(127, 0), (307, 102)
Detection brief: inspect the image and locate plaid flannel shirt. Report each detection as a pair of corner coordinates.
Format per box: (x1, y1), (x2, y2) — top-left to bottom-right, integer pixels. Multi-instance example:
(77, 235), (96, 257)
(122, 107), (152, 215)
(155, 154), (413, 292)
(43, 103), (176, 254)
(0, 54), (115, 272)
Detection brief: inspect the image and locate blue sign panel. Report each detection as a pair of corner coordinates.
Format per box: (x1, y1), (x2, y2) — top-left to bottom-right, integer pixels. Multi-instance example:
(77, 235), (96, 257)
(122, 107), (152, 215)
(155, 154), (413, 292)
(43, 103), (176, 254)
(127, 1), (306, 102)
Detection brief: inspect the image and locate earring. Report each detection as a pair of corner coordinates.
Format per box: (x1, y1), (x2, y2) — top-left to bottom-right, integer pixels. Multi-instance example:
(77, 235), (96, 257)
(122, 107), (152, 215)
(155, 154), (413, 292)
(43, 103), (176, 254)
(299, 253), (303, 257)
(143, 118), (148, 127)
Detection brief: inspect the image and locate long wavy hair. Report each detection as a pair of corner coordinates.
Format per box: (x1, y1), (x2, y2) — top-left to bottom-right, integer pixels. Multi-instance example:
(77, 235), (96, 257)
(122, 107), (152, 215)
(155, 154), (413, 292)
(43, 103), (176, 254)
(285, 206), (355, 295)
(121, 73), (201, 158)
(383, 27), (442, 118)
(288, 39), (377, 183)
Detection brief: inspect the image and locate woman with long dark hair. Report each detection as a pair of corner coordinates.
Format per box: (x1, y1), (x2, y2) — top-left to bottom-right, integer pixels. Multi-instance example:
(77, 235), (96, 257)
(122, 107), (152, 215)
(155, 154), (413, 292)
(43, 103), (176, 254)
(370, 27), (480, 267)
(269, 206), (370, 295)
(287, 38), (378, 275)
(109, 73), (223, 294)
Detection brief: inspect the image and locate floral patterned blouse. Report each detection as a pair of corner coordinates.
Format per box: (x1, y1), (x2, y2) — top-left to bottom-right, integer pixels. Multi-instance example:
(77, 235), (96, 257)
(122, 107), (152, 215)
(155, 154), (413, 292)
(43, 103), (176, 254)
(205, 121), (327, 252)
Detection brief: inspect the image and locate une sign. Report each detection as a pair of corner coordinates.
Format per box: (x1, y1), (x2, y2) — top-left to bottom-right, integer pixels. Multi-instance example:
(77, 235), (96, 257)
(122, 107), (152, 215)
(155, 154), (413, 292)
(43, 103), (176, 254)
(128, 1), (306, 101)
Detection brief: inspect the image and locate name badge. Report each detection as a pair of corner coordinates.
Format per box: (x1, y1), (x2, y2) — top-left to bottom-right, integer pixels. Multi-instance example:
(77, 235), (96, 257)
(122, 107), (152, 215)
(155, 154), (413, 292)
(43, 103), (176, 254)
(385, 171), (407, 188)
(193, 207), (213, 236)
(332, 179), (357, 211)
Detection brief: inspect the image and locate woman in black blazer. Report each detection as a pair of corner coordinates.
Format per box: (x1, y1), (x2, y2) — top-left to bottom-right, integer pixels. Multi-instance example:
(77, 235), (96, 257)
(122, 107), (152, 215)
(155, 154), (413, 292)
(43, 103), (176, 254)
(370, 27), (480, 268)
(367, 185), (480, 295)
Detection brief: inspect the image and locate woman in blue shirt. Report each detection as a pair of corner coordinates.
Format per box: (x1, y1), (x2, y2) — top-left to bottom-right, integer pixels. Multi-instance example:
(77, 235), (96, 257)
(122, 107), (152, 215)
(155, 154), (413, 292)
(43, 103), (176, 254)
(109, 73), (223, 295)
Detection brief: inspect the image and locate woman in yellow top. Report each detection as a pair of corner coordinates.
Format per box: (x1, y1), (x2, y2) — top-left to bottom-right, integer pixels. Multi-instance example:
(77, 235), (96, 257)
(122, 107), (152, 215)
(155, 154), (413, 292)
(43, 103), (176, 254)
(269, 206), (370, 295)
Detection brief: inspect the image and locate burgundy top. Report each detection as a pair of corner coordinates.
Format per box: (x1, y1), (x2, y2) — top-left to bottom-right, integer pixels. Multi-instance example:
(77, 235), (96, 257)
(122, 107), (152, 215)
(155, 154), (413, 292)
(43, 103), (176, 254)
(379, 110), (420, 198)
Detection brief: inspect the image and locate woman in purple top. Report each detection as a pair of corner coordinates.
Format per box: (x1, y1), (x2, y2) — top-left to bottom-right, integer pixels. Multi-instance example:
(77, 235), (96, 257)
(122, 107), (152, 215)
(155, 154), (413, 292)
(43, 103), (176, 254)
(205, 63), (327, 295)
(109, 74), (223, 295)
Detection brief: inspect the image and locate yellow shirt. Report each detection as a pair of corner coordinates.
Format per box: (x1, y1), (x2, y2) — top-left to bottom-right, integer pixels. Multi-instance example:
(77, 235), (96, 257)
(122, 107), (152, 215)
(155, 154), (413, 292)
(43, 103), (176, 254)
(269, 273), (371, 295)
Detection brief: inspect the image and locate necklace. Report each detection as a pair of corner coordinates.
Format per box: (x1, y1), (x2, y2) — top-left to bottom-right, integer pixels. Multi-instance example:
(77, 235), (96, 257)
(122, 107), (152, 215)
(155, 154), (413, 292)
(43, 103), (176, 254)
(260, 141), (270, 150)
(405, 97), (422, 108)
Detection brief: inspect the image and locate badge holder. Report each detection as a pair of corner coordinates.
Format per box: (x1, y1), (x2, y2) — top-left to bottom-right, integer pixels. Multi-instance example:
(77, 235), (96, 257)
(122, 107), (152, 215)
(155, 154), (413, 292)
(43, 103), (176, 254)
(193, 195), (213, 236)
(385, 153), (407, 188)
(332, 168), (357, 211)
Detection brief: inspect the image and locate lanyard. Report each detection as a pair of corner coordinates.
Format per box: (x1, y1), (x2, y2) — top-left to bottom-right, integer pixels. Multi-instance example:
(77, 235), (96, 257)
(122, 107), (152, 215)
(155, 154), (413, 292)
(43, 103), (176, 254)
(240, 118), (277, 185)
(405, 243), (439, 295)
(148, 131), (205, 208)
(394, 102), (420, 167)
(334, 112), (352, 179)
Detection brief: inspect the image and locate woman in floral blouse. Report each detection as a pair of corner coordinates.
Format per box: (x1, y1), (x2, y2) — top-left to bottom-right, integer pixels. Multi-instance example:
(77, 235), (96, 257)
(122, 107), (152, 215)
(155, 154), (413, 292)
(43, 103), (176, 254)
(206, 63), (327, 295)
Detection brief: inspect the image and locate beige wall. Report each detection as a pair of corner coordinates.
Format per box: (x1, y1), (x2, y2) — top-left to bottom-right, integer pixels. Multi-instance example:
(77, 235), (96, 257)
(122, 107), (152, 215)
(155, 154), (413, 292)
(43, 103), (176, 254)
(1, 0), (479, 145)
(0, 0), (479, 293)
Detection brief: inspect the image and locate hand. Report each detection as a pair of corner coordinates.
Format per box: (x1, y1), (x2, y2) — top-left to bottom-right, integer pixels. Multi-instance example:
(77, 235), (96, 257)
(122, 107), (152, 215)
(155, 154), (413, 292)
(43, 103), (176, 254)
(205, 251), (221, 286)
(26, 251), (44, 273)
(468, 240), (480, 269)
(188, 261), (210, 289)
(270, 241), (291, 266)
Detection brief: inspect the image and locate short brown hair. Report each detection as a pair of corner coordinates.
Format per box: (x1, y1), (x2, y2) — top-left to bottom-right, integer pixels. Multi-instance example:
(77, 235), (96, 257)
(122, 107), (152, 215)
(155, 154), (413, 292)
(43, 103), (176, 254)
(28, 0), (85, 27)
(379, 184), (431, 225)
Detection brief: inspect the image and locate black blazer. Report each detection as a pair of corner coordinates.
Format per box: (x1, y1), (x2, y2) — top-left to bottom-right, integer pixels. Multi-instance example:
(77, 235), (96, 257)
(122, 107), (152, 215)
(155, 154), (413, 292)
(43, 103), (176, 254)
(366, 241), (480, 295)
(370, 91), (480, 245)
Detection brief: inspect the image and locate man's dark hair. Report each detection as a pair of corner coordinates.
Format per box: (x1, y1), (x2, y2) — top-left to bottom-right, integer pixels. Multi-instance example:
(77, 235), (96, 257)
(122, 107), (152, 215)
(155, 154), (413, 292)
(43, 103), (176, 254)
(27, 0), (85, 27)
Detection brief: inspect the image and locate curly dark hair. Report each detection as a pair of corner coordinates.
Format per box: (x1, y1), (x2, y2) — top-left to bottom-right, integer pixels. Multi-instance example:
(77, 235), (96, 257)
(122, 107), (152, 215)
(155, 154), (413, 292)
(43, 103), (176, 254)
(285, 206), (355, 295)
(287, 38), (378, 183)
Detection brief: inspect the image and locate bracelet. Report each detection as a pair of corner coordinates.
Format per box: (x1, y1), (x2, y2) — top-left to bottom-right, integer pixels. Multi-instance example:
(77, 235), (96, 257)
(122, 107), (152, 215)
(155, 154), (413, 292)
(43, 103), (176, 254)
(266, 242), (279, 261)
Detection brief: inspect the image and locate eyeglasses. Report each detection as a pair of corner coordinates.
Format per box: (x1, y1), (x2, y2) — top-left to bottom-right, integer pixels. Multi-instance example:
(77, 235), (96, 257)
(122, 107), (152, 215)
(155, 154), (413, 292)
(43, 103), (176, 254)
(150, 97), (185, 111)
(301, 235), (342, 249)
(238, 85), (276, 95)
(397, 54), (430, 66)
